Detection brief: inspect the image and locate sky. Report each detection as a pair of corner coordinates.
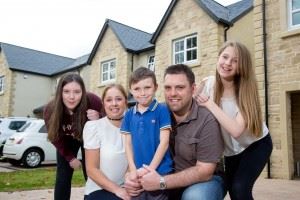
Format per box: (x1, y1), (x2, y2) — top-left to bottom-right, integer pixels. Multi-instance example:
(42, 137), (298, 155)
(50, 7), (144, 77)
(0, 0), (239, 58)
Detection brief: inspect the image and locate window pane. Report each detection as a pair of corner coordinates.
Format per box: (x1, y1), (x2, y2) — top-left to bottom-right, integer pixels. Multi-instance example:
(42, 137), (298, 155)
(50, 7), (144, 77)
(187, 49), (197, 61)
(292, 12), (300, 25)
(102, 73), (108, 81)
(187, 37), (197, 48)
(110, 61), (115, 70)
(175, 40), (184, 52)
(110, 70), (115, 79)
(292, 0), (300, 10)
(175, 53), (184, 64)
(175, 42), (180, 52)
(102, 63), (108, 72)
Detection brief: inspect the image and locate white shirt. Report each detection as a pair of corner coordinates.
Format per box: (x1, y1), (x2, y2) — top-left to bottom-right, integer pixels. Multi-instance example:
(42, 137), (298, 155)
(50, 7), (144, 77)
(83, 117), (128, 195)
(203, 76), (269, 156)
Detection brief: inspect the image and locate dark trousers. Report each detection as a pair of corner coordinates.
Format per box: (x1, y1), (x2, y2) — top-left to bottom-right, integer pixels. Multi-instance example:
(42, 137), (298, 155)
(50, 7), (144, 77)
(224, 134), (273, 200)
(54, 140), (87, 200)
(132, 190), (169, 200)
(84, 189), (121, 200)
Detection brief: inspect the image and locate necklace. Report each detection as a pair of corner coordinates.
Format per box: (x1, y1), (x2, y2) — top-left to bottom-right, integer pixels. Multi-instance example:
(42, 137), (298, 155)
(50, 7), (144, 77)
(107, 116), (124, 121)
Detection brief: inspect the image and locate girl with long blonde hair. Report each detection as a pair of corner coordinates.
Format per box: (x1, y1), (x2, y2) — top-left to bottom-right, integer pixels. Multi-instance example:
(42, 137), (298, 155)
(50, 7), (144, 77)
(195, 41), (272, 200)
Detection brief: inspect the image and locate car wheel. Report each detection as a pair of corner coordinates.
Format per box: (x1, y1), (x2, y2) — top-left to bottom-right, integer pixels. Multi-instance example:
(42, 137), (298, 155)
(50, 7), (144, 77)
(22, 149), (43, 168)
(7, 158), (21, 166)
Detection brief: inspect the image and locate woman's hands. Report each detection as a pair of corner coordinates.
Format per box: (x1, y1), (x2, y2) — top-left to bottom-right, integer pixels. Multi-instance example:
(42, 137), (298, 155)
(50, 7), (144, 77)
(124, 171), (144, 197)
(69, 158), (81, 169)
(115, 187), (131, 200)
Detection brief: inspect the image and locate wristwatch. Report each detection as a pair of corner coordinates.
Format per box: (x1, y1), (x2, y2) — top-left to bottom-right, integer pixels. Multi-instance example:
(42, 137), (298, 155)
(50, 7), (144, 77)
(159, 176), (167, 190)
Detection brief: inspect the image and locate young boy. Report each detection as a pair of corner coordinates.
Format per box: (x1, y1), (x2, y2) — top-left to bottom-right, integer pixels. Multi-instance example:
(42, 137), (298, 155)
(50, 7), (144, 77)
(121, 67), (173, 200)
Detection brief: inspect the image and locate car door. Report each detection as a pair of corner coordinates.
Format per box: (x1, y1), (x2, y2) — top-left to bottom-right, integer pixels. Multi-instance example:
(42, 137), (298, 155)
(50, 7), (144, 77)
(38, 124), (56, 162)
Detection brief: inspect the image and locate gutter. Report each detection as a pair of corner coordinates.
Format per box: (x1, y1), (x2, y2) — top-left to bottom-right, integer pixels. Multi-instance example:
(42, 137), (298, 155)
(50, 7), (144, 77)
(262, 0), (271, 179)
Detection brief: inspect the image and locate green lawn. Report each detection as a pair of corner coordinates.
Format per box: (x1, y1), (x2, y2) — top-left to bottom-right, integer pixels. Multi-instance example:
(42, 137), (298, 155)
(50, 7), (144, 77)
(0, 167), (85, 192)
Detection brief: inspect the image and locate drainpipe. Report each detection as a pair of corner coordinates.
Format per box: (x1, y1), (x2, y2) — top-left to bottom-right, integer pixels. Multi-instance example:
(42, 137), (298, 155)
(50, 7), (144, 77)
(131, 53), (134, 72)
(224, 25), (230, 41)
(262, 0), (271, 179)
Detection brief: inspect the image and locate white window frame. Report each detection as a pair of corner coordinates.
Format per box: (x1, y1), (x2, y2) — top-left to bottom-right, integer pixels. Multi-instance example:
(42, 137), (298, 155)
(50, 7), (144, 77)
(101, 59), (116, 83)
(288, 0), (300, 30)
(173, 34), (198, 64)
(147, 55), (155, 71)
(0, 76), (4, 94)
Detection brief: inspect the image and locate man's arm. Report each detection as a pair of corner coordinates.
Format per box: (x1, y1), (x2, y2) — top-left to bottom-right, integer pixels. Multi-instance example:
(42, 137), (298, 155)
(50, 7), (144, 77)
(141, 160), (216, 191)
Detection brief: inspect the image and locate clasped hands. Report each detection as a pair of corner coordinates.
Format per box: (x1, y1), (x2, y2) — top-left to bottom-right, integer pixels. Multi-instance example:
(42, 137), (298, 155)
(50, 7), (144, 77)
(123, 165), (161, 197)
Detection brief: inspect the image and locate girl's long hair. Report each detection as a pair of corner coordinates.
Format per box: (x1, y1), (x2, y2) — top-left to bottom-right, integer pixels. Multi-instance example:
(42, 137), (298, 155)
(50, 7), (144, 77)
(214, 41), (263, 137)
(47, 73), (88, 142)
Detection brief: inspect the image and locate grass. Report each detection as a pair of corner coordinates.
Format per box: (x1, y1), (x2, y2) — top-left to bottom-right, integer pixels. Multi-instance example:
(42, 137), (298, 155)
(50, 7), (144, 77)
(0, 166), (85, 192)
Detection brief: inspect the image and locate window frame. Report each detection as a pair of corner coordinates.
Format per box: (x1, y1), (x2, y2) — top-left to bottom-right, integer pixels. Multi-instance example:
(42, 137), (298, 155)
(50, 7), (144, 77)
(173, 34), (198, 64)
(0, 76), (4, 94)
(288, 0), (300, 30)
(100, 59), (116, 84)
(147, 55), (155, 71)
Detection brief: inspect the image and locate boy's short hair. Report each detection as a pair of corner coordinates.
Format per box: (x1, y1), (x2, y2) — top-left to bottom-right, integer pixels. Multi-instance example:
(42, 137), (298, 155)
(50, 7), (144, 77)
(129, 67), (157, 87)
(164, 64), (195, 86)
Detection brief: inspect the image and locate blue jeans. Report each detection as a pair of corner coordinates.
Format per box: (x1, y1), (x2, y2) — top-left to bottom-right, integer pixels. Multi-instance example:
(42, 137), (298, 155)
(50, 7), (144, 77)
(181, 175), (225, 200)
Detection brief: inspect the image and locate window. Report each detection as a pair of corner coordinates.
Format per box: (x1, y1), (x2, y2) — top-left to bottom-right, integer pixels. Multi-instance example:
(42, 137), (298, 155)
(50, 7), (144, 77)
(39, 125), (47, 133)
(147, 55), (155, 71)
(101, 59), (116, 83)
(173, 34), (197, 64)
(289, 0), (300, 29)
(0, 76), (4, 93)
(8, 121), (27, 131)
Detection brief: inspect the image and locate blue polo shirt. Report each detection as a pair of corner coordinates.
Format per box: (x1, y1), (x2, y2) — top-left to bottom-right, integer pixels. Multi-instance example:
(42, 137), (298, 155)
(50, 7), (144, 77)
(121, 99), (173, 175)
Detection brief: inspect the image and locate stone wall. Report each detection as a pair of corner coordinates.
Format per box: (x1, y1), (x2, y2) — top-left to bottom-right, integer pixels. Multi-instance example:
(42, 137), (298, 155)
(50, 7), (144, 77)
(0, 52), (13, 117)
(154, 0), (224, 101)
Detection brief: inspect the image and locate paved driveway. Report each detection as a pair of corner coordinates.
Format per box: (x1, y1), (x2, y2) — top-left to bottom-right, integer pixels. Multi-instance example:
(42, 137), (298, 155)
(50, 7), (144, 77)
(0, 178), (300, 200)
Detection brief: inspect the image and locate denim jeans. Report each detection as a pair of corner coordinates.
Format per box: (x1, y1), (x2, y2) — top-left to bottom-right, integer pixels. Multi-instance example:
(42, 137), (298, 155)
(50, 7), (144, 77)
(181, 175), (225, 200)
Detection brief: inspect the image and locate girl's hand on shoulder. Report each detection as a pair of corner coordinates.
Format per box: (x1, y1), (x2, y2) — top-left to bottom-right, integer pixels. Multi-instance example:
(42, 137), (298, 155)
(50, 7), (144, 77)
(115, 187), (131, 200)
(195, 93), (210, 106)
(69, 158), (81, 169)
(86, 109), (100, 120)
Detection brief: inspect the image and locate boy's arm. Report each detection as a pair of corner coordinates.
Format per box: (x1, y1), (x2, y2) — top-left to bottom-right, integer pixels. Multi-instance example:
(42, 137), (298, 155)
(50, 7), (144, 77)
(124, 134), (137, 172)
(149, 128), (170, 170)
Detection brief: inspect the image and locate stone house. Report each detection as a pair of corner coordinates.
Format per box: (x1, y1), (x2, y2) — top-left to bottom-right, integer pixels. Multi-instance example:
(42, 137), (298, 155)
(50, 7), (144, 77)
(0, 43), (92, 118)
(0, 0), (299, 180)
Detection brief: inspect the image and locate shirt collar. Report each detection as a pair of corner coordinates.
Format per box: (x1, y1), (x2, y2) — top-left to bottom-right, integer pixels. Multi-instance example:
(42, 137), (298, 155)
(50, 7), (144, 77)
(133, 98), (158, 113)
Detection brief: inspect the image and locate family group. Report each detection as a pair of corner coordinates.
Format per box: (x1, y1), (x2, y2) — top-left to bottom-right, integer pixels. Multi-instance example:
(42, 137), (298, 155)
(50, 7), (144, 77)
(44, 41), (273, 200)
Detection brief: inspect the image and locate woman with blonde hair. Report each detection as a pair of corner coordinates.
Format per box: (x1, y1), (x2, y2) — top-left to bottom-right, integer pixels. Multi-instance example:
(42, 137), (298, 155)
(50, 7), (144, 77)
(195, 41), (272, 200)
(83, 84), (130, 200)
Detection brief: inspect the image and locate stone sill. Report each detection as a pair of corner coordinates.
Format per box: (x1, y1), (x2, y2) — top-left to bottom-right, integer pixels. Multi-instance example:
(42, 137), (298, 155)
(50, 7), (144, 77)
(281, 28), (300, 38)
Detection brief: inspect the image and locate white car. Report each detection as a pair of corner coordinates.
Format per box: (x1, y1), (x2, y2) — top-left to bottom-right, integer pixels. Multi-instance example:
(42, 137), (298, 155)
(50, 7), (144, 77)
(0, 117), (36, 156)
(3, 119), (56, 168)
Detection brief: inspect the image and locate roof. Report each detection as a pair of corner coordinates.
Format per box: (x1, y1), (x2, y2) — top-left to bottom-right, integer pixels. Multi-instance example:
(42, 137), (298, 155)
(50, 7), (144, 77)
(52, 54), (90, 75)
(197, 0), (253, 23)
(88, 19), (154, 64)
(0, 43), (76, 76)
(151, 0), (253, 43)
